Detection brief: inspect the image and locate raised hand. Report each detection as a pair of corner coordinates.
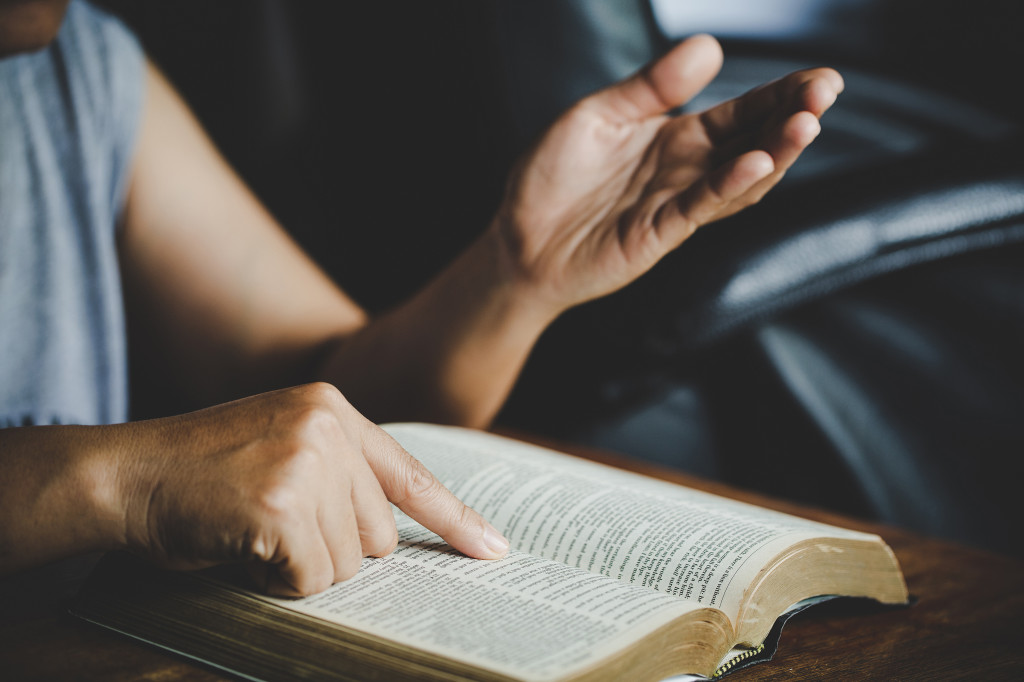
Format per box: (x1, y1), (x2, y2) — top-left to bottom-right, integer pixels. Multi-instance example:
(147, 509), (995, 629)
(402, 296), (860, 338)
(491, 34), (843, 314)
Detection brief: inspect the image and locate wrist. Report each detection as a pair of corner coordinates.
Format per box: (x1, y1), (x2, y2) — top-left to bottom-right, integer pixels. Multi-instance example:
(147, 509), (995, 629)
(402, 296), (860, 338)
(479, 212), (566, 328)
(0, 423), (146, 575)
(348, 224), (563, 427)
(77, 421), (163, 555)
(75, 425), (137, 552)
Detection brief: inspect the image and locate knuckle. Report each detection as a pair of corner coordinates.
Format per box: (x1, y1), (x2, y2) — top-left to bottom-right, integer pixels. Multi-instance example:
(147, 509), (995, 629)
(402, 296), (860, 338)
(255, 482), (302, 525)
(707, 175), (729, 203)
(396, 456), (443, 506)
(244, 530), (275, 563)
(358, 420), (390, 450)
(275, 441), (324, 482)
(289, 383), (351, 423)
(358, 422), (405, 465)
(303, 381), (345, 404)
(293, 401), (339, 437)
(453, 501), (480, 534)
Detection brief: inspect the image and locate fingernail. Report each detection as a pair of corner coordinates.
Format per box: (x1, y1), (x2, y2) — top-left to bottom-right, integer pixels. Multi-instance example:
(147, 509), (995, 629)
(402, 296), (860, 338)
(483, 523), (510, 557)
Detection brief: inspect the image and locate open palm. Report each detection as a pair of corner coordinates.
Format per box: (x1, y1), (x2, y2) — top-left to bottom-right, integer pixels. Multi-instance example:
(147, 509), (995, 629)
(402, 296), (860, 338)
(493, 35), (843, 312)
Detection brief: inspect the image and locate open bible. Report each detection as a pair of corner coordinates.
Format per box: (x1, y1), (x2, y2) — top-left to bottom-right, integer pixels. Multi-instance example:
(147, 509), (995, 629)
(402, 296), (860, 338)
(72, 423), (908, 681)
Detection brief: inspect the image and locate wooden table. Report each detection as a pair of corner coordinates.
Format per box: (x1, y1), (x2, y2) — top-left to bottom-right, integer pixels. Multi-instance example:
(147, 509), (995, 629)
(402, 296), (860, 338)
(2, 437), (1022, 680)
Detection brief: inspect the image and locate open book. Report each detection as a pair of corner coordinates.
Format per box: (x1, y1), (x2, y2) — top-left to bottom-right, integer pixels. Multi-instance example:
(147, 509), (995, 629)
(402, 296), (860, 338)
(72, 423), (908, 681)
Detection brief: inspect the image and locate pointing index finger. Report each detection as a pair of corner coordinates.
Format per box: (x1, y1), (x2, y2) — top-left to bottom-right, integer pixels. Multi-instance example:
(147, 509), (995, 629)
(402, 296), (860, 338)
(361, 426), (509, 560)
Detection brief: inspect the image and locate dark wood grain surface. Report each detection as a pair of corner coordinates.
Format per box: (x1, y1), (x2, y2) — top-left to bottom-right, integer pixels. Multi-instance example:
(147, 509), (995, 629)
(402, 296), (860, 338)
(2, 433), (1022, 681)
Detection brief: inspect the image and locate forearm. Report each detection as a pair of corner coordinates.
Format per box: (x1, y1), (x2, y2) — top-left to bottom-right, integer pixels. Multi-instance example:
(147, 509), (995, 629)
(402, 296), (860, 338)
(318, 228), (559, 428)
(0, 425), (128, 576)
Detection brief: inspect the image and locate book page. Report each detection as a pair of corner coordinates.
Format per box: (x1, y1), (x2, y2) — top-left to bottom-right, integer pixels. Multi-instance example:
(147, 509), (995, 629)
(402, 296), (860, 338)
(265, 513), (702, 682)
(385, 424), (878, 621)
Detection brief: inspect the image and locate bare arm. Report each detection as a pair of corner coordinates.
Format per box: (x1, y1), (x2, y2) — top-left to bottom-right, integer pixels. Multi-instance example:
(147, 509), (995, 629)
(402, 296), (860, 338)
(119, 63), (368, 410)
(321, 36), (843, 425)
(121, 38), (841, 427)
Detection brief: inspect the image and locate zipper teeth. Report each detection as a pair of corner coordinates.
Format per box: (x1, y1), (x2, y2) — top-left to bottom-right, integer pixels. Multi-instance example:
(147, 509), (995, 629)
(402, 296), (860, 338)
(712, 643), (765, 679)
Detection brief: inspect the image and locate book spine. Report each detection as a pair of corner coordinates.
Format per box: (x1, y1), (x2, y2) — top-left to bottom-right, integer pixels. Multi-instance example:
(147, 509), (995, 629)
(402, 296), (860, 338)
(712, 644), (764, 679)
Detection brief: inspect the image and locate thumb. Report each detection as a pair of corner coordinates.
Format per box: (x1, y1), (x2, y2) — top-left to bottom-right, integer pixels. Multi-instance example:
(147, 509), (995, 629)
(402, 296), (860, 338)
(587, 34), (723, 123)
(363, 429), (509, 560)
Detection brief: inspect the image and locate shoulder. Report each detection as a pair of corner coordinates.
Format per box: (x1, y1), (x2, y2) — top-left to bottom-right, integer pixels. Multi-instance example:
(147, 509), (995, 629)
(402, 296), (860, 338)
(54, 1), (145, 141)
(35, 1), (148, 215)
(58, 1), (143, 84)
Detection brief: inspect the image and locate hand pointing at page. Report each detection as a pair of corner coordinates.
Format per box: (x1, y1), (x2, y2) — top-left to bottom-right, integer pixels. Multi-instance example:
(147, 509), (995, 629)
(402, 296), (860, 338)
(119, 383), (510, 597)
(0, 383), (508, 596)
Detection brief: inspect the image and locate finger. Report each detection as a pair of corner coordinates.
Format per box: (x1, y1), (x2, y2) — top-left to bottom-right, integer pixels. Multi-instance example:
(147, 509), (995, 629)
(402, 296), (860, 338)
(269, 539), (335, 597)
(360, 426), (509, 560)
(655, 150), (775, 246)
(349, 461), (399, 559)
(796, 73), (843, 118)
(711, 111), (822, 222)
(319, 483), (364, 583)
(699, 68), (841, 144)
(587, 34), (723, 123)
(694, 113), (820, 227)
(758, 110), (822, 174)
(265, 511), (336, 597)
